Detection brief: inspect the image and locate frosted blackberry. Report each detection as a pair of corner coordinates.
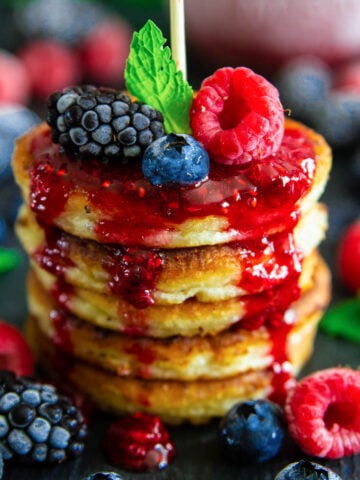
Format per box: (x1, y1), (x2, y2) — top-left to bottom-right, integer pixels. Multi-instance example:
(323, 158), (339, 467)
(47, 85), (165, 161)
(0, 370), (87, 464)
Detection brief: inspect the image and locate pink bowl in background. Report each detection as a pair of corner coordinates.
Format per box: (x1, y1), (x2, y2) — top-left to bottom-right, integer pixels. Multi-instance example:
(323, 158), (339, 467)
(185, 0), (360, 74)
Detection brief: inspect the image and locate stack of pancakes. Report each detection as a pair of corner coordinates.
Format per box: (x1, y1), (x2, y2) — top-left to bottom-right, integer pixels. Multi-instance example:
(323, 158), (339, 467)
(13, 117), (331, 424)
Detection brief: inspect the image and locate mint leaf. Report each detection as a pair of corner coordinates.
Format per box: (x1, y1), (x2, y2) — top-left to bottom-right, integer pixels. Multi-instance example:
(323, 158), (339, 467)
(125, 20), (193, 134)
(320, 297), (360, 344)
(0, 248), (20, 275)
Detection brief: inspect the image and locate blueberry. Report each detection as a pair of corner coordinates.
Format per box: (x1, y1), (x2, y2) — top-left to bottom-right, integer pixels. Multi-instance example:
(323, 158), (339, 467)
(276, 56), (332, 122)
(0, 448), (3, 480)
(274, 460), (343, 479)
(312, 91), (360, 147)
(84, 473), (125, 480)
(218, 399), (284, 464)
(15, 0), (106, 44)
(142, 133), (210, 186)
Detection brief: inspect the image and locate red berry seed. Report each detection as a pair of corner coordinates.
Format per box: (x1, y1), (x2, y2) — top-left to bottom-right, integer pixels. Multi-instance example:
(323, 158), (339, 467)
(337, 219), (360, 293)
(0, 321), (34, 377)
(285, 368), (360, 459)
(191, 67), (284, 165)
(103, 412), (175, 472)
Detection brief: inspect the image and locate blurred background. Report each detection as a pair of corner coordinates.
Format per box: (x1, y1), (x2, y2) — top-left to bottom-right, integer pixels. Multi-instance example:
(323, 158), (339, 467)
(0, 0), (359, 326)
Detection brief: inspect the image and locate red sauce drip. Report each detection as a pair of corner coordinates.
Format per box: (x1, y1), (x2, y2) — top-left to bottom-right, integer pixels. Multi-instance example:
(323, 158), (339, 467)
(30, 126), (316, 246)
(50, 279), (74, 312)
(268, 323), (297, 406)
(33, 220), (302, 311)
(50, 308), (74, 354)
(240, 274), (301, 330)
(103, 412), (175, 472)
(34, 223), (163, 309)
(235, 230), (302, 294)
(33, 228), (74, 276)
(102, 245), (163, 308)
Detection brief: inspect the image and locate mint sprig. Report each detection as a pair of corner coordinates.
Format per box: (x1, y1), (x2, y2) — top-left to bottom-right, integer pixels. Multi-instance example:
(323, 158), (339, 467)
(320, 297), (360, 344)
(125, 20), (193, 134)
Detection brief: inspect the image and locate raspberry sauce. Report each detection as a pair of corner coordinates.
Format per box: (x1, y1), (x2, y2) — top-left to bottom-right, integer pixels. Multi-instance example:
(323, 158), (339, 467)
(28, 122), (318, 408)
(30, 125), (315, 247)
(34, 226), (163, 309)
(32, 220), (302, 311)
(102, 245), (163, 308)
(103, 412), (175, 472)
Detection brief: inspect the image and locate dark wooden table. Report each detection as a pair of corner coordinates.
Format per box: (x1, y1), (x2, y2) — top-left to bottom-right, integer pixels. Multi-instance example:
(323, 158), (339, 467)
(0, 153), (360, 479)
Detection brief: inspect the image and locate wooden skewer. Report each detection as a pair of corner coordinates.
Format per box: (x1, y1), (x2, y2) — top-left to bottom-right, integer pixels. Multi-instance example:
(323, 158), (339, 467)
(170, 0), (187, 80)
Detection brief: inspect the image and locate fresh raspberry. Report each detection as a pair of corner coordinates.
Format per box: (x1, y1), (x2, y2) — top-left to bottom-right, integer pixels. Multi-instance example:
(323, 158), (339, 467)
(0, 50), (30, 105)
(79, 19), (132, 86)
(285, 367), (360, 459)
(190, 67), (284, 165)
(18, 39), (80, 99)
(103, 412), (175, 472)
(337, 219), (360, 293)
(0, 321), (34, 377)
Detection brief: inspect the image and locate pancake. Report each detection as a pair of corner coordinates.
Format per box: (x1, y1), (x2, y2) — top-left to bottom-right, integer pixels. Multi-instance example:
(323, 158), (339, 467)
(12, 118), (332, 248)
(25, 315), (273, 424)
(27, 256), (331, 381)
(26, 300), (327, 426)
(29, 250), (322, 338)
(16, 202), (328, 305)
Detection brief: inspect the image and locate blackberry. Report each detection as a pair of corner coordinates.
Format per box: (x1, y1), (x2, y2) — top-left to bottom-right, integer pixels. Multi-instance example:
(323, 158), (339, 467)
(0, 370), (87, 464)
(47, 85), (165, 161)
